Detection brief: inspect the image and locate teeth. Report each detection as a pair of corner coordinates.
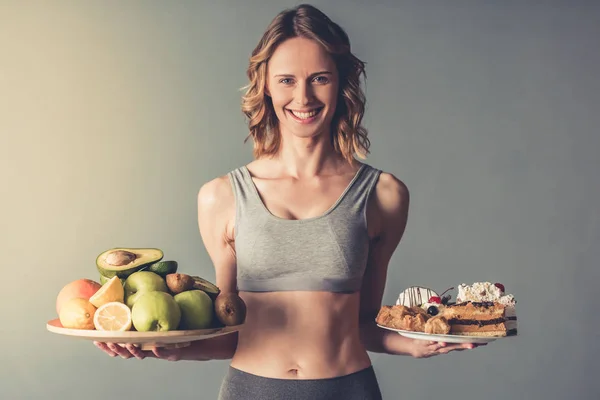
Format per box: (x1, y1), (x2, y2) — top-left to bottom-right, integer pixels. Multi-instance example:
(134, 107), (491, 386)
(290, 109), (319, 119)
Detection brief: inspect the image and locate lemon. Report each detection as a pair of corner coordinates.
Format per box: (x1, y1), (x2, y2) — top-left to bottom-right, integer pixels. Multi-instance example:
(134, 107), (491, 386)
(93, 301), (132, 331)
(89, 276), (125, 308)
(59, 297), (96, 329)
(59, 298), (97, 330)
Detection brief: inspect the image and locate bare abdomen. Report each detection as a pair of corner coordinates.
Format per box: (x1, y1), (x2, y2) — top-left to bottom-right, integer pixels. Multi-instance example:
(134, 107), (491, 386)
(230, 291), (372, 379)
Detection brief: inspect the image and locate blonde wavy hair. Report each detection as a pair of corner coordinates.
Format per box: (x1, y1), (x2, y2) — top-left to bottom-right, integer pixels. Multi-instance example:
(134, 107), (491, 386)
(241, 4), (370, 163)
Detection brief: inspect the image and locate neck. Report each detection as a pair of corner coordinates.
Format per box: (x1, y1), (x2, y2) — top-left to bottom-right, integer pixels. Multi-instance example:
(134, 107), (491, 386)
(273, 129), (347, 178)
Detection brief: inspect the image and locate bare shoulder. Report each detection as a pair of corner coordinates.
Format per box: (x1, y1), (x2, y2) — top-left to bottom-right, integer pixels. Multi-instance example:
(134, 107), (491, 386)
(373, 171), (409, 214)
(197, 173), (236, 239)
(197, 174), (234, 213)
(367, 170), (409, 239)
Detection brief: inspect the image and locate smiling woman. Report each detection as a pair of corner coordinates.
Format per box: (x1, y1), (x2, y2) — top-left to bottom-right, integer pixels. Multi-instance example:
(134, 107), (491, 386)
(241, 5), (369, 164)
(93, 3), (476, 400)
(267, 37), (339, 136)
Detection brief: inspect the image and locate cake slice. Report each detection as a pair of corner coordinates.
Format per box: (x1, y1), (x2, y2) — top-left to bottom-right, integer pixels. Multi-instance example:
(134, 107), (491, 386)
(439, 301), (515, 337)
(452, 281), (518, 336)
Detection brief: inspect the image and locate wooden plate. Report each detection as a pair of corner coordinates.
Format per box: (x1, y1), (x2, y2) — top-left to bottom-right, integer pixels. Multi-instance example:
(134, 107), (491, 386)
(47, 319), (242, 350)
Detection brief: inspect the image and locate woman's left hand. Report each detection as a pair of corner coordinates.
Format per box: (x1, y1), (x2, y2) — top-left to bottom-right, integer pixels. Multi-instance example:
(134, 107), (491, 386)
(410, 339), (486, 358)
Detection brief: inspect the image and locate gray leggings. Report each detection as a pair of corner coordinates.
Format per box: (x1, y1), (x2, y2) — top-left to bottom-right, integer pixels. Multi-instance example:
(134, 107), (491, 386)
(218, 365), (383, 400)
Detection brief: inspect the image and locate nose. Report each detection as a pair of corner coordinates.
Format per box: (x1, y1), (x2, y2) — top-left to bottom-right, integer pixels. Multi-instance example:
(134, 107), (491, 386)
(294, 81), (313, 106)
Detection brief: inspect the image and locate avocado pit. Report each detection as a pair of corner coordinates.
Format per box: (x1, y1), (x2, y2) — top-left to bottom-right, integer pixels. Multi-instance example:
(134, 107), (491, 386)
(105, 250), (137, 266)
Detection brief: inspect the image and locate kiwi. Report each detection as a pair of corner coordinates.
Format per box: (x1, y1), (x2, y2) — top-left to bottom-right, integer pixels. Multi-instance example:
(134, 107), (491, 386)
(214, 292), (246, 326)
(165, 273), (195, 294)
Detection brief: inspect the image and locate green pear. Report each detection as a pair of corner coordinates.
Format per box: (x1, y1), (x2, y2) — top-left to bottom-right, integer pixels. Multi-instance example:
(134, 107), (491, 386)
(174, 290), (214, 330)
(124, 271), (168, 308)
(131, 291), (181, 332)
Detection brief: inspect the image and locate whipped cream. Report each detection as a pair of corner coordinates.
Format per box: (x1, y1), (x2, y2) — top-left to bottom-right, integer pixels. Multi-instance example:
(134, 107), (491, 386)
(396, 286), (439, 307)
(456, 282), (516, 307)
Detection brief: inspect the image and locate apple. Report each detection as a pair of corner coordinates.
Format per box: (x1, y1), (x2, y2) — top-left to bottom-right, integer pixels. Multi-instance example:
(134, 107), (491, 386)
(131, 291), (181, 331)
(174, 290), (214, 330)
(124, 271), (168, 308)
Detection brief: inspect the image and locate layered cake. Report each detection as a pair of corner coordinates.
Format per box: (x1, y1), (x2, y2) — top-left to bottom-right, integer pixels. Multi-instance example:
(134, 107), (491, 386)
(377, 282), (518, 337)
(444, 282), (517, 336)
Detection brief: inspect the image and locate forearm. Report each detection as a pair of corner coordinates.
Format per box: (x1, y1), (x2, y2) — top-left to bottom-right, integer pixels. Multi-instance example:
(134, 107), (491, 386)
(180, 331), (238, 361)
(360, 320), (414, 356)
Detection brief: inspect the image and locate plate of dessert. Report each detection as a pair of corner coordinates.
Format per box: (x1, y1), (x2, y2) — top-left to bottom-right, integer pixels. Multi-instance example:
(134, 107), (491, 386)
(376, 282), (517, 344)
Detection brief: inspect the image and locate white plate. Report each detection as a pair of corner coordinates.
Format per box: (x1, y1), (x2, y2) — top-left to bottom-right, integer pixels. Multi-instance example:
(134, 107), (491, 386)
(376, 324), (499, 344)
(47, 318), (242, 350)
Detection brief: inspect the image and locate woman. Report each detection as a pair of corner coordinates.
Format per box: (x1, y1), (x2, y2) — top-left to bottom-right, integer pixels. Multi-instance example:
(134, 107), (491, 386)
(95, 4), (477, 399)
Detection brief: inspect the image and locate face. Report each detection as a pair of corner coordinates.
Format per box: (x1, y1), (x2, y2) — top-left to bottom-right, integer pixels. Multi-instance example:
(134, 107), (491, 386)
(266, 37), (339, 140)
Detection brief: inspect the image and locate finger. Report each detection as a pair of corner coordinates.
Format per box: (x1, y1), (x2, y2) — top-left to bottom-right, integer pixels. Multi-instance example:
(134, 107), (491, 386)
(152, 346), (180, 361)
(125, 344), (147, 360)
(427, 341), (445, 349)
(441, 343), (474, 353)
(107, 343), (133, 359)
(94, 341), (118, 357)
(429, 342), (447, 351)
(151, 346), (170, 359)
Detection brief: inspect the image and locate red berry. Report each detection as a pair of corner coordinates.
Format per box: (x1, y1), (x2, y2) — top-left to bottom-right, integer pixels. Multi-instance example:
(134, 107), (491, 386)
(428, 296), (441, 304)
(494, 283), (505, 292)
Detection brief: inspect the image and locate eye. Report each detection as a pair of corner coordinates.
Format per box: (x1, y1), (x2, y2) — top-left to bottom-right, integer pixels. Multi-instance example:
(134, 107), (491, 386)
(313, 76), (330, 84)
(279, 78), (294, 85)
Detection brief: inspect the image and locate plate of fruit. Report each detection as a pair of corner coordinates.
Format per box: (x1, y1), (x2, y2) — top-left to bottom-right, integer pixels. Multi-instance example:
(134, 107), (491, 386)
(47, 247), (246, 350)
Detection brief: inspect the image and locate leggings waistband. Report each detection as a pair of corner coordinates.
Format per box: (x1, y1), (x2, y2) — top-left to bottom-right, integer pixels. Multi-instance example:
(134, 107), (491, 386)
(218, 365), (383, 400)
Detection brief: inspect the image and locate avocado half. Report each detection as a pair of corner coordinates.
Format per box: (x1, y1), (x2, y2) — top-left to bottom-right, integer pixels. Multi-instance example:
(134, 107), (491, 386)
(96, 248), (163, 278)
(191, 276), (221, 300)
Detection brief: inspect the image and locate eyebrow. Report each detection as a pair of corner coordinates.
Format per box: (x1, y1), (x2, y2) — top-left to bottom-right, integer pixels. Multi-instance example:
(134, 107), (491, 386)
(274, 71), (333, 78)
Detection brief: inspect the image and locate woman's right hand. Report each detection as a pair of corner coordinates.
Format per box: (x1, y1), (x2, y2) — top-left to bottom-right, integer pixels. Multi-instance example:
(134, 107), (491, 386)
(93, 342), (185, 361)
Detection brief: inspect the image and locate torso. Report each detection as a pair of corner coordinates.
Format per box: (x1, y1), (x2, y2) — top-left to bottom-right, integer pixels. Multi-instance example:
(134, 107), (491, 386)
(223, 159), (381, 379)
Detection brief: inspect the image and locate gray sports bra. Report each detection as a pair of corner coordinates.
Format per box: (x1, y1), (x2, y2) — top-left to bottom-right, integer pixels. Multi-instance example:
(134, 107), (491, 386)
(227, 163), (382, 293)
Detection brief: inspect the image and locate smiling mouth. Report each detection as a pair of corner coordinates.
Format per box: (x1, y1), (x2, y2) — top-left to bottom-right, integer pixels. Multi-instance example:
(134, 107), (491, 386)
(286, 107), (323, 120)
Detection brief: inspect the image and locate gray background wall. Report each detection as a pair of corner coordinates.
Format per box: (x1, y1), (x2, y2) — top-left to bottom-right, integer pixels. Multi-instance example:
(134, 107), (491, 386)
(2, 1), (598, 399)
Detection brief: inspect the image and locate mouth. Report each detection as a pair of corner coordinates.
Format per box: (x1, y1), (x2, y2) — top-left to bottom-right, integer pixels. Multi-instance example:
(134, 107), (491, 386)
(286, 107), (324, 123)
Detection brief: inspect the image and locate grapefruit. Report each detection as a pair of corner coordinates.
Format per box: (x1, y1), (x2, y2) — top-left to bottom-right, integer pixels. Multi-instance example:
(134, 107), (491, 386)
(56, 279), (102, 315)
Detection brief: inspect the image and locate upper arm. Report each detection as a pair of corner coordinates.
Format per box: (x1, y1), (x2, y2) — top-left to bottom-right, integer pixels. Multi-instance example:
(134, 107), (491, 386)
(359, 172), (410, 321)
(197, 175), (238, 294)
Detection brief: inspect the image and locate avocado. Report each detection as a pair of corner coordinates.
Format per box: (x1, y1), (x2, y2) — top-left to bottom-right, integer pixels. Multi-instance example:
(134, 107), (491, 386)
(146, 260), (178, 277)
(191, 276), (221, 300)
(96, 248), (163, 279)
